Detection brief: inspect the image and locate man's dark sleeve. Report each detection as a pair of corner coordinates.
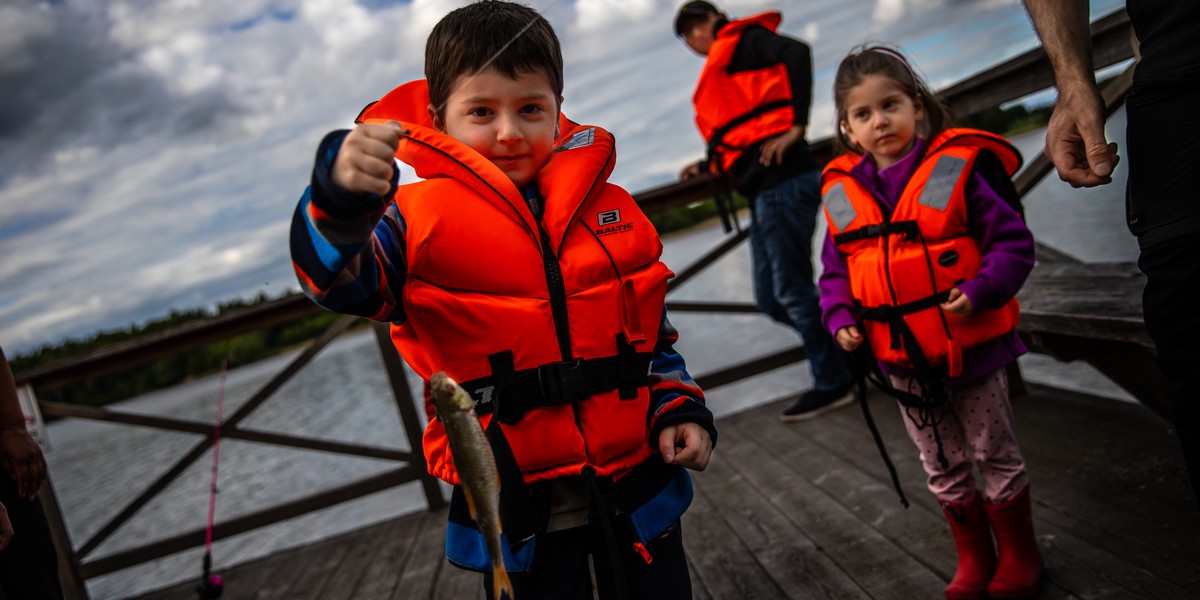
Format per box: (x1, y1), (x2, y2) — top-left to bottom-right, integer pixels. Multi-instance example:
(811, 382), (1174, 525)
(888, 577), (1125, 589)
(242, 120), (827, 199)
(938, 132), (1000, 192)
(731, 25), (813, 126)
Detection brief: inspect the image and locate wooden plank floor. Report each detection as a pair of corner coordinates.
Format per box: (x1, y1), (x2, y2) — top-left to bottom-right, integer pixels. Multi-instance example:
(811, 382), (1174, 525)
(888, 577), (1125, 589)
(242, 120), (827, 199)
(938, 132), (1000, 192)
(132, 383), (1200, 599)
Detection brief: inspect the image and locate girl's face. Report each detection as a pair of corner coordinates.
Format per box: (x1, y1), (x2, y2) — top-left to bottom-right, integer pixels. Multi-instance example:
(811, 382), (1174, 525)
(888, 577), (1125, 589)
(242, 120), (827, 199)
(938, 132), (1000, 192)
(840, 74), (924, 170)
(431, 67), (560, 188)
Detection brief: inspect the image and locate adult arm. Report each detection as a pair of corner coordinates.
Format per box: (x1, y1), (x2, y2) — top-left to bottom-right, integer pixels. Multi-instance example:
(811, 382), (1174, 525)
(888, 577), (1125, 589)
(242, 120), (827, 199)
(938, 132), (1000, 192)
(290, 130), (408, 322)
(0, 501), (11, 549)
(1022, 0), (1119, 187)
(0, 347), (48, 500)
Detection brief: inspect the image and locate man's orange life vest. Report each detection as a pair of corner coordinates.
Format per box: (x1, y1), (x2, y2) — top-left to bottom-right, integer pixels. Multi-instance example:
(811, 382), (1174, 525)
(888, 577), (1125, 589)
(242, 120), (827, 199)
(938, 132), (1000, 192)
(821, 129), (1023, 377)
(692, 11), (795, 174)
(358, 81), (673, 486)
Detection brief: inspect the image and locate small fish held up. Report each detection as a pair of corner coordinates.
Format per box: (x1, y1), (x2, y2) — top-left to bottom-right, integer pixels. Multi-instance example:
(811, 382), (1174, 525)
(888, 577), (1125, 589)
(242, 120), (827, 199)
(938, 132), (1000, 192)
(430, 371), (513, 600)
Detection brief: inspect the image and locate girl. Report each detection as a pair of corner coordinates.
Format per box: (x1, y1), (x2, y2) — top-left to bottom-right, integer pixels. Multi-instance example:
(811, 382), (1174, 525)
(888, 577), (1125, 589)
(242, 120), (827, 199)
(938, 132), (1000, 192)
(818, 46), (1041, 600)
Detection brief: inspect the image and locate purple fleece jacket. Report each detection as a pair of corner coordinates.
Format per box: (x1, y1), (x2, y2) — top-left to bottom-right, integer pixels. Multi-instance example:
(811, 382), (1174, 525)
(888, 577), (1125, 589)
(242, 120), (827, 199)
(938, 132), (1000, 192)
(818, 137), (1035, 387)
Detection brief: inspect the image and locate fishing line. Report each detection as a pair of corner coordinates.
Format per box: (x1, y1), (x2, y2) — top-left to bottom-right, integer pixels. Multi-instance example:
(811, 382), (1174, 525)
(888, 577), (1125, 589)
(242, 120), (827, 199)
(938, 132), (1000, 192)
(196, 358), (227, 599)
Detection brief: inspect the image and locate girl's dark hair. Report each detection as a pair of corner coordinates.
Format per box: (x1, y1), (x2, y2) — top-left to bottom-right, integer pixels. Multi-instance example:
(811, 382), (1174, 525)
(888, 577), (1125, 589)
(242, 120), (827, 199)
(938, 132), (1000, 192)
(832, 45), (953, 153)
(425, 0), (563, 118)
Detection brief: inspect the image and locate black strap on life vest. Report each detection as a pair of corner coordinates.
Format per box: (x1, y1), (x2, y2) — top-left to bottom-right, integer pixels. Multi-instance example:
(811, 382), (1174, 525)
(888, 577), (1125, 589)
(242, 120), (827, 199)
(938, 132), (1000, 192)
(579, 458), (677, 600)
(832, 220), (920, 245)
(849, 345), (909, 508)
(706, 99), (793, 155)
(702, 99), (792, 235)
(484, 414), (539, 548)
(461, 342), (652, 426)
(854, 289), (955, 492)
(858, 289), (953, 354)
(442, 407), (542, 554)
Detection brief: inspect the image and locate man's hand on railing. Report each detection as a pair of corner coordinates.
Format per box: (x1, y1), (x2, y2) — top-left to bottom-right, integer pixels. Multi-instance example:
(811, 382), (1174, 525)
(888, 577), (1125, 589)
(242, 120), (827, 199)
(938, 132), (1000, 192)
(679, 160), (706, 181)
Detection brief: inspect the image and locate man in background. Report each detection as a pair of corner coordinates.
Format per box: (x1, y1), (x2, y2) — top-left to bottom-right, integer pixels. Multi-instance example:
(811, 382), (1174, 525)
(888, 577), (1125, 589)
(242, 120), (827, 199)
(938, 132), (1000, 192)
(675, 1), (855, 422)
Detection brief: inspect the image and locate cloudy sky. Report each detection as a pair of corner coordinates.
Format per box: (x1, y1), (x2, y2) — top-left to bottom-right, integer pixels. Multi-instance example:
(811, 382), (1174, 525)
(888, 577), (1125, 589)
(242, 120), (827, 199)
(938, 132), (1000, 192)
(0, 0), (1124, 355)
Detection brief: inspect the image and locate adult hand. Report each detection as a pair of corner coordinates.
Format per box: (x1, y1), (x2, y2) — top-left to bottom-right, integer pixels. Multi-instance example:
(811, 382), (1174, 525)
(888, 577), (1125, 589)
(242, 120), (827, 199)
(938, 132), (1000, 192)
(332, 121), (406, 195)
(759, 125), (805, 166)
(940, 287), (974, 317)
(657, 423), (712, 471)
(0, 501), (12, 551)
(679, 161), (704, 181)
(1044, 86), (1119, 188)
(1, 430), (47, 501)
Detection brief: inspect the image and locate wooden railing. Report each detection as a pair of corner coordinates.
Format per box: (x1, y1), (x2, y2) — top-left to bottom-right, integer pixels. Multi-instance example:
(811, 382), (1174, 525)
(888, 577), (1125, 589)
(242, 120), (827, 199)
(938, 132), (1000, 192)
(14, 9), (1142, 598)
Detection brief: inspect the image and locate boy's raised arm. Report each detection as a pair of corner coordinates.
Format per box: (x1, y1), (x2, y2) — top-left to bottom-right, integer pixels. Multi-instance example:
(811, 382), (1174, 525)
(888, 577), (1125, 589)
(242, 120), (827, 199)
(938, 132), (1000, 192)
(290, 127), (408, 323)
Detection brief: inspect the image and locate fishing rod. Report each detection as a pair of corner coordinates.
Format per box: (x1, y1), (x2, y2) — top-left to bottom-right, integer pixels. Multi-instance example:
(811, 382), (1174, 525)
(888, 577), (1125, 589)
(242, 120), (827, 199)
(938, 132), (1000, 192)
(196, 359), (227, 599)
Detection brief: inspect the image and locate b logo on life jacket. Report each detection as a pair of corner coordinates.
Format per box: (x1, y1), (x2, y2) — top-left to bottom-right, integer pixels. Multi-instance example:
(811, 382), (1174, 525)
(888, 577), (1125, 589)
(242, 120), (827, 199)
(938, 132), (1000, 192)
(596, 209), (633, 236)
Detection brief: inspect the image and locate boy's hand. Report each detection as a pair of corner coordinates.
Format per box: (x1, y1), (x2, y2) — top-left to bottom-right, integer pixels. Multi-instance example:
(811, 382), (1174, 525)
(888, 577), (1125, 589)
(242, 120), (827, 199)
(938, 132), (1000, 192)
(940, 288), (974, 317)
(836, 326), (862, 352)
(332, 121), (406, 196)
(658, 423), (712, 471)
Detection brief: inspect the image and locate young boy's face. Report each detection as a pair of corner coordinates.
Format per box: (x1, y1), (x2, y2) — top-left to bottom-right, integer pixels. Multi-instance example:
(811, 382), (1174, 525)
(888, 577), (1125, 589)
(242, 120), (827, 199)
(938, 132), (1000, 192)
(431, 67), (561, 188)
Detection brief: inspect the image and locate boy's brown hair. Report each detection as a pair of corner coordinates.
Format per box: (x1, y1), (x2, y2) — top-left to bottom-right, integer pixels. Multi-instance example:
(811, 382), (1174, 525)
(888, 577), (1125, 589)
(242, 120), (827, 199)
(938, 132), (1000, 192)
(425, 0), (564, 118)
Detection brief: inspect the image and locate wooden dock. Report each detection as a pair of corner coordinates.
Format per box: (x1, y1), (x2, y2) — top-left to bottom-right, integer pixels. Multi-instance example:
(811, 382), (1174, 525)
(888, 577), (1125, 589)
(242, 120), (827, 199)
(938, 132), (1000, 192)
(131, 382), (1200, 599)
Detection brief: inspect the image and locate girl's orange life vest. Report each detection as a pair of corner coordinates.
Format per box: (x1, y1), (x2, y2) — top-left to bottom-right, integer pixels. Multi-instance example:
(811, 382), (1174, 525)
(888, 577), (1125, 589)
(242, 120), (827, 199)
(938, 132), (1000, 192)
(821, 129), (1023, 377)
(357, 81), (674, 485)
(692, 11), (796, 174)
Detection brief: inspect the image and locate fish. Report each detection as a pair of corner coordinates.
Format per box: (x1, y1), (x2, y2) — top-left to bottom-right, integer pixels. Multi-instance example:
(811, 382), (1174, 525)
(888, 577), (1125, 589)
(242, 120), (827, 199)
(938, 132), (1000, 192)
(430, 371), (514, 600)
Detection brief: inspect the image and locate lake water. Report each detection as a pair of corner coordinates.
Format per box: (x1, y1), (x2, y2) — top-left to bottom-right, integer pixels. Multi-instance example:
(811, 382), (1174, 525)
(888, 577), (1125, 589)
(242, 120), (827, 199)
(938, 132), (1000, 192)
(43, 117), (1143, 599)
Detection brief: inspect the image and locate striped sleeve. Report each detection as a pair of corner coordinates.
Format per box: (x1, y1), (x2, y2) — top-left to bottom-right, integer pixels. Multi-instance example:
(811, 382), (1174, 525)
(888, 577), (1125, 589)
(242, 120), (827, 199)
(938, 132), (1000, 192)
(289, 130), (407, 323)
(646, 309), (717, 447)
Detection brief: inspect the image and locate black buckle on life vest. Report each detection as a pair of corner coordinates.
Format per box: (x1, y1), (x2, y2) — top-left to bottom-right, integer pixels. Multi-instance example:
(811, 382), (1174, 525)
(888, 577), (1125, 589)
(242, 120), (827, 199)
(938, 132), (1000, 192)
(464, 350), (653, 425)
(834, 220), (921, 246)
(537, 358), (585, 407)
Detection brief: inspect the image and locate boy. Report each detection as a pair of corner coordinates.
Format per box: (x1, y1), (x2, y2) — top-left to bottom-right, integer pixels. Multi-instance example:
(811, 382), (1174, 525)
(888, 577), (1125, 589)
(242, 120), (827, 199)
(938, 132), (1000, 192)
(289, 2), (716, 598)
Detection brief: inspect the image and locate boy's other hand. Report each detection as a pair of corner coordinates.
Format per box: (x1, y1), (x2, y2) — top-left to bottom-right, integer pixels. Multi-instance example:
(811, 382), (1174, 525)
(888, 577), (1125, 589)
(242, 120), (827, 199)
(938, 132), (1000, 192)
(658, 422), (712, 471)
(333, 121), (406, 196)
(835, 326), (862, 352)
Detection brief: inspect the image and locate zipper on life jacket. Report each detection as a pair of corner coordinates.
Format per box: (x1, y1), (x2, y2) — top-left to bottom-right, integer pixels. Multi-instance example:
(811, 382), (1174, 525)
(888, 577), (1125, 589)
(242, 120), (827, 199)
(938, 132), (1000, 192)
(632, 541), (653, 564)
(539, 225), (574, 361)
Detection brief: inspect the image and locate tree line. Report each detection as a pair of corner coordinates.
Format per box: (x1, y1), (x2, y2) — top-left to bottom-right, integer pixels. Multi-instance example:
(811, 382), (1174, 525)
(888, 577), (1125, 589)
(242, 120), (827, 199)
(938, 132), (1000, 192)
(10, 292), (357, 409)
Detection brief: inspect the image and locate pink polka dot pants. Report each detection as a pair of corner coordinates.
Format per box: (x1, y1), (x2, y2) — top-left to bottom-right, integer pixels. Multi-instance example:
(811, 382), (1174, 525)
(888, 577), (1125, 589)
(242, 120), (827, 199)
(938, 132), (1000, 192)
(890, 368), (1029, 504)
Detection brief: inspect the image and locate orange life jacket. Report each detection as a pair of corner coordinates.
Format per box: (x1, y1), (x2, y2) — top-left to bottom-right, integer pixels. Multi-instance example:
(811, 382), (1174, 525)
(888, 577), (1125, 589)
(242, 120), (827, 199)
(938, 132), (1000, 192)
(692, 11), (796, 174)
(358, 81), (673, 486)
(821, 129), (1023, 377)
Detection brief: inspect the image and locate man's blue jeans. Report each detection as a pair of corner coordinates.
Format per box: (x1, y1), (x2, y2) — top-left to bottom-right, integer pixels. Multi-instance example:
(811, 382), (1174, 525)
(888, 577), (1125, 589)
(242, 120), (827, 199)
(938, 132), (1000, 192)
(749, 170), (853, 392)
